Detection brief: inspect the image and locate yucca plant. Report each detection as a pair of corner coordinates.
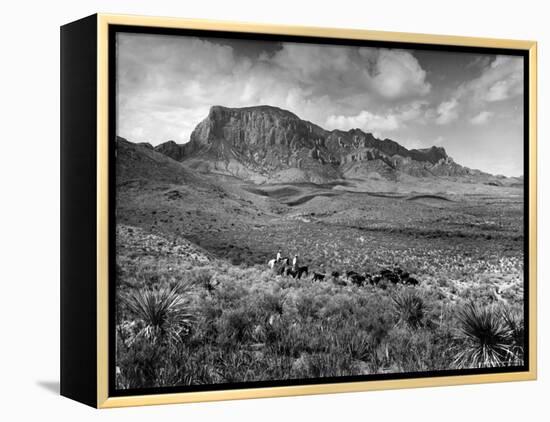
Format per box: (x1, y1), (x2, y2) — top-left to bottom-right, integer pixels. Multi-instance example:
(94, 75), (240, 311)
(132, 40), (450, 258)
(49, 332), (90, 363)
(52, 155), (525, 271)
(453, 302), (514, 369)
(123, 284), (195, 345)
(501, 306), (524, 365)
(391, 290), (426, 329)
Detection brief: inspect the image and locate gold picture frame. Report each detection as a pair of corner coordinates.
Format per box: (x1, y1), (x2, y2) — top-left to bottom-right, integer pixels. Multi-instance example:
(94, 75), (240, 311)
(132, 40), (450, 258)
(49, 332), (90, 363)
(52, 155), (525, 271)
(60, 13), (537, 408)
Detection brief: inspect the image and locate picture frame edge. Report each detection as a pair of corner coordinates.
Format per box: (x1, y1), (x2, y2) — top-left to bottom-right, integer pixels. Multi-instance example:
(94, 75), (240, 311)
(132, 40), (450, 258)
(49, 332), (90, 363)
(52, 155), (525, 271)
(83, 13), (538, 408)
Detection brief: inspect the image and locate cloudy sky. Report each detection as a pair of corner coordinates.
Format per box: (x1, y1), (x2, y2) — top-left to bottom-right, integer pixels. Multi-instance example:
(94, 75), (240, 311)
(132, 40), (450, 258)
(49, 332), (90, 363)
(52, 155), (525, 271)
(117, 33), (524, 176)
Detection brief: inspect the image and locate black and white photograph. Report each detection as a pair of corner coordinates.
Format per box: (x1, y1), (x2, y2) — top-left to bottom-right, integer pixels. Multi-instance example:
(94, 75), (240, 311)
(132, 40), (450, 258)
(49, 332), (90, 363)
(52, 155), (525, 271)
(113, 30), (527, 392)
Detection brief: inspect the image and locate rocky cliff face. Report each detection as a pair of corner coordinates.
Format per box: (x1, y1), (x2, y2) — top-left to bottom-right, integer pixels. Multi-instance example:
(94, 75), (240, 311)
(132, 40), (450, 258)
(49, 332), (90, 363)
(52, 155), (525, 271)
(154, 105), (487, 183)
(154, 140), (188, 162)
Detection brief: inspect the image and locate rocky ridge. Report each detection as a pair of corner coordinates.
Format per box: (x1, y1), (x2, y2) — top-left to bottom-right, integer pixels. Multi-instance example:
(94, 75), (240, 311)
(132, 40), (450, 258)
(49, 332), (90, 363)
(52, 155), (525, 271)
(143, 105), (503, 184)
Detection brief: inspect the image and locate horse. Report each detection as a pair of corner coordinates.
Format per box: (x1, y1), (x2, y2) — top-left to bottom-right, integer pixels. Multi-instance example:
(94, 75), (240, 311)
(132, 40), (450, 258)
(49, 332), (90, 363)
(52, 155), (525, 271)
(280, 257), (290, 266)
(312, 272), (325, 282)
(268, 258), (276, 269)
(331, 271), (340, 278)
(285, 267), (298, 278)
(276, 264), (287, 275)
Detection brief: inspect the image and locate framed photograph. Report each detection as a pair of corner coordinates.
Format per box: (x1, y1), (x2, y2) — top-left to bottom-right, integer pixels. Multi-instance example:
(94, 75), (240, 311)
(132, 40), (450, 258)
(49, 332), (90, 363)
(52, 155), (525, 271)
(60, 13), (537, 408)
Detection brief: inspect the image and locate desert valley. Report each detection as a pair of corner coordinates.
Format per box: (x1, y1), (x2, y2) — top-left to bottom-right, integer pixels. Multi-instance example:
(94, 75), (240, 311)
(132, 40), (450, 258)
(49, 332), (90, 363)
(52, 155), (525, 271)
(115, 105), (525, 389)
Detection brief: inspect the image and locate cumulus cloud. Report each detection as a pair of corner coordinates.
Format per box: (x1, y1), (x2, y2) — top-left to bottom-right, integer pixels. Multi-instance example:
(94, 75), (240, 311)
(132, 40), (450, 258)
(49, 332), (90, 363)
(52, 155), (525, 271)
(485, 80), (512, 102)
(398, 135), (444, 150)
(460, 55), (524, 105)
(480, 56), (524, 102)
(270, 45), (431, 101)
(325, 100), (428, 132)
(431, 55), (523, 126)
(326, 111), (399, 132)
(432, 56), (523, 125)
(369, 49), (431, 99)
(271, 44), (355, 83)
(435, 98), (459, 125)
(470, 111), (493, 125)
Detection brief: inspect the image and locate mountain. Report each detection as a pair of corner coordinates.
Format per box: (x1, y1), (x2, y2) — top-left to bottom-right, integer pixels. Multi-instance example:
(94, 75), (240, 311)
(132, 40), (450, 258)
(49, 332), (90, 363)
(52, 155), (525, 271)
(154, 140), (188, 161)
(116, 136), (210, 187)
(151, 105), (489, 183)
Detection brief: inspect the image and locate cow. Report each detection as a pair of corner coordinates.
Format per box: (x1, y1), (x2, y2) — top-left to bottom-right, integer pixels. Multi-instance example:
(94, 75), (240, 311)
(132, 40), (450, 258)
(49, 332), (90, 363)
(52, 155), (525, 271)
(346, 270), (359, 278)
(313, 272), (325, 282)
(350, 273), (366, 286)
(363, 273), (373, 286)
(331, 271), (340, 278)
(296, 266), (309, 279)
(380, 269), (400, 284)
(370, 274), (382, 286)
(405, 277), (419, 286)
(285, 266), (308, 279)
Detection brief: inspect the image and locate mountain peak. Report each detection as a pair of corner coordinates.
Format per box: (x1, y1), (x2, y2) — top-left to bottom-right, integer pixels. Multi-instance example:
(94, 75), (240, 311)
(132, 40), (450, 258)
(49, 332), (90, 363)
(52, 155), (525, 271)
(154, 139), (188, 161)
(151, 104), (483, 182)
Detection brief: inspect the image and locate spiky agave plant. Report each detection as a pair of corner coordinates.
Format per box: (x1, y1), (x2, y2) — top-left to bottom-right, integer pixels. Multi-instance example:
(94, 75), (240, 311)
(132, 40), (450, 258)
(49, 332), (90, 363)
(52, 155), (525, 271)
(453, 302), (514, 369)
(124, 283), (195, 345)
(501, 306), (524, 365)
(391, 289), (426, 330)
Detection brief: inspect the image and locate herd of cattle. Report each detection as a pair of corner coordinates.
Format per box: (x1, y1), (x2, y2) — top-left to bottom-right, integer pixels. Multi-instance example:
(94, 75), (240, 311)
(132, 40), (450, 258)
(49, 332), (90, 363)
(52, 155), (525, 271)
(268, 258), (420, 288)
